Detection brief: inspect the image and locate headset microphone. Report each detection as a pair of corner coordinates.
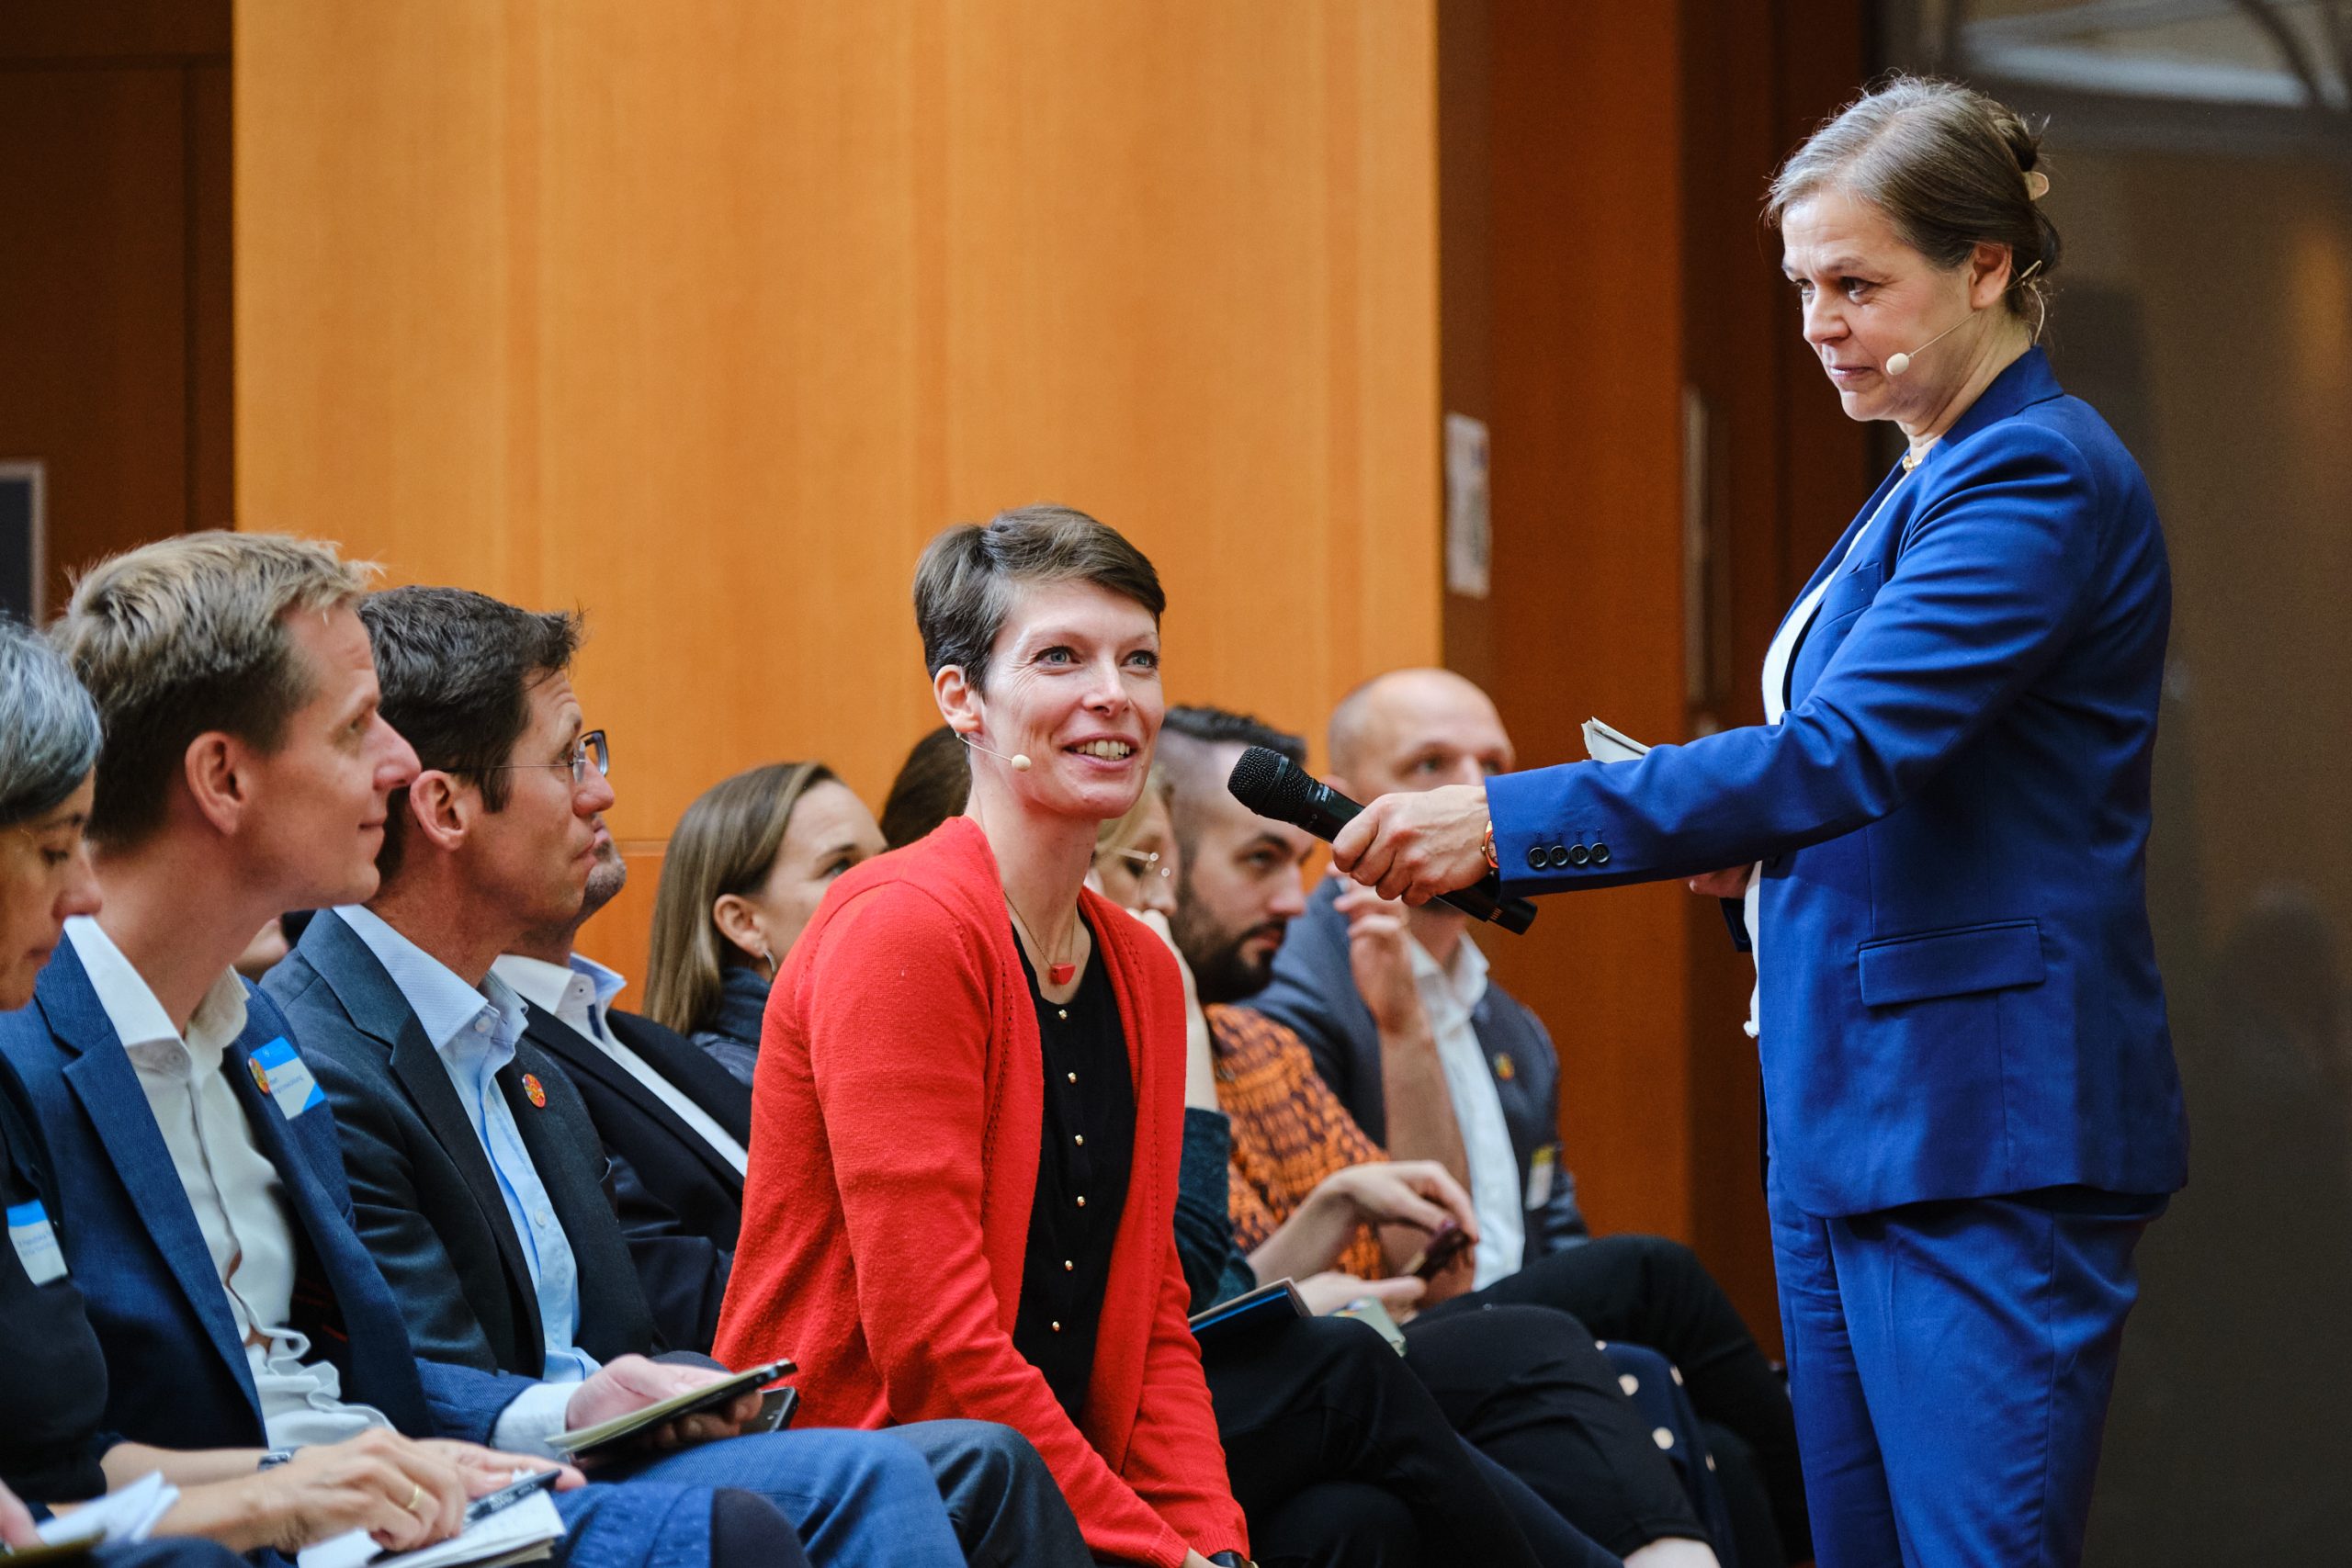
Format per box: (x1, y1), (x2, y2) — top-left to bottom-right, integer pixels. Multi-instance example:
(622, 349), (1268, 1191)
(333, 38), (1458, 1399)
(1883, 259), (2044, 378)
(959, 733), (1032, 772)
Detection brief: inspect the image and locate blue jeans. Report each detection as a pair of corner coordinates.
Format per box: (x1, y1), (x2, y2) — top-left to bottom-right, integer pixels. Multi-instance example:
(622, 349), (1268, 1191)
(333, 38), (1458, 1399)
(1770, 1177), (2164, 1567)
(619, 1425), (966, 1568)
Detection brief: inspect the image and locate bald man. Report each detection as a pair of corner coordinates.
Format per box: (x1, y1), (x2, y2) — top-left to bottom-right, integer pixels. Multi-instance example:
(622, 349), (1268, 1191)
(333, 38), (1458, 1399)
(1244, 671), (1813, 1564)
(1251, 669), (1579, 1273)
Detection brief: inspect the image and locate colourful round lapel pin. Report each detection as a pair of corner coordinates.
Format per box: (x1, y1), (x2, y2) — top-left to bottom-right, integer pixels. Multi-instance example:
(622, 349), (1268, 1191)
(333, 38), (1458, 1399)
(249, 1058), (271, 1095)
(1493, 1052), (1517, 1081)
(522, 1073), (548, 1109)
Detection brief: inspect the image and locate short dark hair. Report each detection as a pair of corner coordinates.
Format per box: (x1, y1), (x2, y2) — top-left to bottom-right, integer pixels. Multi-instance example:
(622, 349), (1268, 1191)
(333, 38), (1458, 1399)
(359, 586), (582, 880)
(878, 725), (972, 849)
(1162, 705), (1306, 768)
(911, 504), (1165, 694)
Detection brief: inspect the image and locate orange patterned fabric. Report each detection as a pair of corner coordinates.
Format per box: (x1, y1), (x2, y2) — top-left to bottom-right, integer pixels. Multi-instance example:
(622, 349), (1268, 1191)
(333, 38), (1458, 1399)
(1208, 1004), (1388, 1281)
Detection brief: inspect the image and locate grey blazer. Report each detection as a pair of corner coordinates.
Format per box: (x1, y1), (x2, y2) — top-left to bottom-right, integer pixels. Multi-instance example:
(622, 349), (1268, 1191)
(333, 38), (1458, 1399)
(1246, 878), (1587, 1253)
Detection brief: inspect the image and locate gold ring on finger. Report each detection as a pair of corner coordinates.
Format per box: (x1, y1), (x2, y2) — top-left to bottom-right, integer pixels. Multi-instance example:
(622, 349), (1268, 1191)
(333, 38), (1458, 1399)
(406, 1482), (427, 1517)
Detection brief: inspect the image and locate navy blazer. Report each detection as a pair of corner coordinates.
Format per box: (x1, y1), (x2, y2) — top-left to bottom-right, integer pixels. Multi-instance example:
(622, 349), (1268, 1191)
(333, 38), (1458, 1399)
(1248, 879), (1587, 1254)
(1486, 349), (2188, 1215)
(262, 914), (725, 1375)
(0, 944), (535, 1450)
(521, 1003), (749, 1254)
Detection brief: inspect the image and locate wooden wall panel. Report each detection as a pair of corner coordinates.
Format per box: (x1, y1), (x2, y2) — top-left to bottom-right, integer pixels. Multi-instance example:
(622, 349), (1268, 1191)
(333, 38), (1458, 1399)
(1443, 0), (1696, 1246)
(0, 1), (232, 609)
(237, 1), (1441, 976)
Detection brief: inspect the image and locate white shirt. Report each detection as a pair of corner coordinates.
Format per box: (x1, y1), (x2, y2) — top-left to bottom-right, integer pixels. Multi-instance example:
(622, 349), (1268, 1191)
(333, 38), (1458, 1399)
(1408, 934), (1524, 1288)
(1745, 459), (1923, 1038)
(65, 917), (389, 1450)
(492, 953), (750, 1176)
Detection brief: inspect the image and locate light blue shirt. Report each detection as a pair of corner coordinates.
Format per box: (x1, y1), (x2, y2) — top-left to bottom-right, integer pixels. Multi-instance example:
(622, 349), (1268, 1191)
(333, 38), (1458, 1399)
(334, 907), (600, 1385)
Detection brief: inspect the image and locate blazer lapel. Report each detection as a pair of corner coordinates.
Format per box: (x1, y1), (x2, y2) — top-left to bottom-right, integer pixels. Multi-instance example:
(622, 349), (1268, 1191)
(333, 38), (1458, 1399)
(39, 948), (262, 1422)
(524, 1008), (743, 1190)
(304, 917), (547, 1358)
(610, 1011), (754, 1150)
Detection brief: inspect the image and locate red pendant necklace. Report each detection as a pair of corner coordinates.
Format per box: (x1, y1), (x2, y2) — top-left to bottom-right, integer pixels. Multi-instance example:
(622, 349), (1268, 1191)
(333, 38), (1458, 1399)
(1007, 898), (1080, 987)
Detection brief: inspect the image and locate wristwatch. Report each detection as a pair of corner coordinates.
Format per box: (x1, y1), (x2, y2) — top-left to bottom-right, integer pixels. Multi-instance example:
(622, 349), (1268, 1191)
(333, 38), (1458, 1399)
(257, 1450), (296, 1470)
(1207, 1554), (1257, 1568)
(1479, 819), (1499, 872)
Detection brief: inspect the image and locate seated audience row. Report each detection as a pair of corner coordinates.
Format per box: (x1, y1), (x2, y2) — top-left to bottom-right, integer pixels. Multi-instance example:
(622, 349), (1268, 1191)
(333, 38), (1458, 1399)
(0, 539), (1088, 1568)
(0, 505), (1799, 1568)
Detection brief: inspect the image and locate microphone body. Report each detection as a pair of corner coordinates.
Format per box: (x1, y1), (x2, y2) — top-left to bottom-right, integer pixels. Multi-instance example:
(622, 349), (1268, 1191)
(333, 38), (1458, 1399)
(1227, 746), (1537, 935)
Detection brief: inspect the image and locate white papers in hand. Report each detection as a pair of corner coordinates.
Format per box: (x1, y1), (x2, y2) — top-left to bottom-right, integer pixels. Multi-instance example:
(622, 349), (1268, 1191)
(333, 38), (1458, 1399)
(35, 1472), (179, 1549)
(297, 1491), (565, 1568)
(1581, 718), (1650, 763)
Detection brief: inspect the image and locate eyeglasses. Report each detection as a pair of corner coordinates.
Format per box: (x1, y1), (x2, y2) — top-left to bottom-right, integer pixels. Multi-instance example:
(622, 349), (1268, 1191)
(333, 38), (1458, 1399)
(487, 728), (610, 785)
(1114, 848), (1172, 881)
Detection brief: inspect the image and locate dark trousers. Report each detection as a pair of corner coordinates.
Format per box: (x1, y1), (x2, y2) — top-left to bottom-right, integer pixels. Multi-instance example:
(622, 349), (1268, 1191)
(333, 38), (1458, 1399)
(1427, 1234), (1809, 1562)
(1204, 1313), (1608, 1568)
(885, 1418), (1096, 1568)
(1405, 1304), (1709, 1560)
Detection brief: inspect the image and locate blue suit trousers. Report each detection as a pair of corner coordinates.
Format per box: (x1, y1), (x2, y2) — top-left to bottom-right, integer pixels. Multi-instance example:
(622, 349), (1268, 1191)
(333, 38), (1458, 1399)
(623, 1427), (966, 1568)
(1769, 1179), (2163, 1567)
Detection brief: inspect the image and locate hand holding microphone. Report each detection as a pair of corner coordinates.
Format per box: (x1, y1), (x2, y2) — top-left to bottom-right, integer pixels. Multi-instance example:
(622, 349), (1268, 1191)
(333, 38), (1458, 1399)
(1226, 746), (1533, 931)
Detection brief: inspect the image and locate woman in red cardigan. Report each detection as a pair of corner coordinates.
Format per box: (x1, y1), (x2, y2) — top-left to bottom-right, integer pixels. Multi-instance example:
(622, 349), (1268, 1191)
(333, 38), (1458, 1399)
(715, 506), (1250, 1568)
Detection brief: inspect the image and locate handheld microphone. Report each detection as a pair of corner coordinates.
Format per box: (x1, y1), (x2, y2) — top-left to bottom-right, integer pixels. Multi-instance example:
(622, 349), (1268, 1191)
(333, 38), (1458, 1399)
(1226, 746), (1537, 935)
(959, 732), (1032, 772)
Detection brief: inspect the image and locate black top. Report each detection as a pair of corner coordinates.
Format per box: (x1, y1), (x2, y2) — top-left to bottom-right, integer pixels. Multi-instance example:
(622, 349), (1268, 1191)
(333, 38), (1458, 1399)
(0, 1075), (110, 1506)
(1010, 919), (1135, 1425)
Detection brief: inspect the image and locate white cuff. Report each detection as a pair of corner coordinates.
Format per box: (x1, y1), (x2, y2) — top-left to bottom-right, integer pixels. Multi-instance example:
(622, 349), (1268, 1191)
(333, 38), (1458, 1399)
(490, 1379), (579, 1458)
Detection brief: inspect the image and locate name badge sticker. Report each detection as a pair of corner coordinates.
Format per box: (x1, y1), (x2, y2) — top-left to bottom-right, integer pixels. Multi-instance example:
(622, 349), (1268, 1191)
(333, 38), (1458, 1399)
(7, 1199), (69, 1286)
(248, 1037), (325, 1120)
(1524, 1144), (1557, 1212)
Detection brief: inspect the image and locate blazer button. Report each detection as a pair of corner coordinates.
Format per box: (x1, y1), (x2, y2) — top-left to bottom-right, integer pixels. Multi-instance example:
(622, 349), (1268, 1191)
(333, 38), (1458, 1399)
(1545, 844), (1572, 870)
(1567, 843), (1591, 867)
(1589, 840), (1611, 865)
(1526, 845), (1548, 872)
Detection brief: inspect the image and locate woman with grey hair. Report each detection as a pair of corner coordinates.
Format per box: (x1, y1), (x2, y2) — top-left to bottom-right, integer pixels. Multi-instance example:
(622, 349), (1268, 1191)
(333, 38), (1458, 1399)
(0, 615), (102, 1011)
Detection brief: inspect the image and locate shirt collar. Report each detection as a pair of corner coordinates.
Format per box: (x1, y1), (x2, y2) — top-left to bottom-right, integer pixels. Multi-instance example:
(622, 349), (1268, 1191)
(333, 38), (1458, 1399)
(64, 915), (250, 1069)
(334, 905), (526, 1055)
(1407, 930), (1490, 1015)
(492, 953), (626, 1038)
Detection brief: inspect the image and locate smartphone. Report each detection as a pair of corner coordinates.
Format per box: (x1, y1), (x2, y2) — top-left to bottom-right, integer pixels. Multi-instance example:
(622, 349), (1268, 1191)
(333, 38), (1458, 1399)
(464, 1465), (563, 1527)
(1403, 1219), (1472, 1280)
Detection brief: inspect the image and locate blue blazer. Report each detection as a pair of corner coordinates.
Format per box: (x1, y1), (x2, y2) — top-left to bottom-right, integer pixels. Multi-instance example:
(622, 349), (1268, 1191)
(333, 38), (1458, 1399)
(1486, 349), (2188, 1216)
(0, 944), (537, 1450)
(1248, 879), (1588, 1253)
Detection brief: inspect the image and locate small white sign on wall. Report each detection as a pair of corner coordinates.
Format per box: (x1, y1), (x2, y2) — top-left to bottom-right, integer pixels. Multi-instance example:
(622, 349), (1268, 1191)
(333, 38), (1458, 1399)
(1443, 412), (1490, 599)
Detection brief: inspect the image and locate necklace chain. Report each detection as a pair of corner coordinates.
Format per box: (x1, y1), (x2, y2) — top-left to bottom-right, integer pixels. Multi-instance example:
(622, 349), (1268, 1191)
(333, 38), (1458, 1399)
(1005, 896), (1080, 979)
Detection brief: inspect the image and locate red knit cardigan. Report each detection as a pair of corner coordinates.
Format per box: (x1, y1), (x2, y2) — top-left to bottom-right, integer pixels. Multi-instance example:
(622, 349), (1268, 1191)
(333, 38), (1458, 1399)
(713, 817), (1247, 1567)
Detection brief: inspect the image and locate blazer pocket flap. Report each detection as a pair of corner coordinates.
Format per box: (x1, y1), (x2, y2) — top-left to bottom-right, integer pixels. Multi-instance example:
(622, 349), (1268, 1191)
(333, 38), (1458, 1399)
(1815, 559), (1883, 626)
(1859, 919), (2045, 1008)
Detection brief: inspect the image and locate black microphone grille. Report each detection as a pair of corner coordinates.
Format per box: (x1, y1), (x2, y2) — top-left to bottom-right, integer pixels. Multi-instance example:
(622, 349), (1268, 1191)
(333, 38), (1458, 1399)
(1226, 744), (1311, 822)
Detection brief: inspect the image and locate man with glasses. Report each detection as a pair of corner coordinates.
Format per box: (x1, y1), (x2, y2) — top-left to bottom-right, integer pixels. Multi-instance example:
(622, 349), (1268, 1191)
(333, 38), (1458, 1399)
(490, 737), (756, 1260)
(264, 585), (1096, 1568)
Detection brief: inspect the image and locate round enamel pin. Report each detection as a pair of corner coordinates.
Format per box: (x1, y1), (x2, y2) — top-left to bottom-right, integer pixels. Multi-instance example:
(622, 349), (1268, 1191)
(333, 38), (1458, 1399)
(522, 1073), (548, 1109)
(1494, 1052), (1517, 1081)
(248, 1058), (271, 1095)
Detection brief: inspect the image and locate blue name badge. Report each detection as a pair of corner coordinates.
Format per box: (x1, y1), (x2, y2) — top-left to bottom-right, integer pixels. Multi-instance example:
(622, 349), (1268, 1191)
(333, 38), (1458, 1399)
(7, 1199), (68, 1286)
(247, 1036), (325, 1120)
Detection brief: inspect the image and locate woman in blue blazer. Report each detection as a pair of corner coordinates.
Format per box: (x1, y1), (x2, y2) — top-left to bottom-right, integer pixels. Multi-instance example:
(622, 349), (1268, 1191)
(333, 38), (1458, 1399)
(1333, 78), (2187, 1568)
